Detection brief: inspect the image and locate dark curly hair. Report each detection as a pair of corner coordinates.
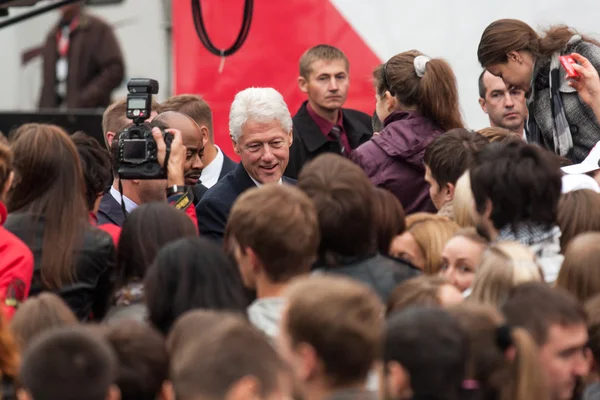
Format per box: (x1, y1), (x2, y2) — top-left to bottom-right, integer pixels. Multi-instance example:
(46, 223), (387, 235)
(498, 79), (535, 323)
(72, 131), (113, 211)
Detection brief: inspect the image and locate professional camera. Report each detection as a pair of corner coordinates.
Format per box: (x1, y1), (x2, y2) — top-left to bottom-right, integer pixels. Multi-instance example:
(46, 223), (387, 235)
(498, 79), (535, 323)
(117, 78), (172, 180)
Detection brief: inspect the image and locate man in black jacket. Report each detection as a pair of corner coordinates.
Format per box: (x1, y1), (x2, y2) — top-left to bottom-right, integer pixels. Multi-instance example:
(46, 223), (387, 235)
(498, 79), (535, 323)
(196, 87), (296, 244)
(285, 45), (373, 179)
(298, 153), (419, 302)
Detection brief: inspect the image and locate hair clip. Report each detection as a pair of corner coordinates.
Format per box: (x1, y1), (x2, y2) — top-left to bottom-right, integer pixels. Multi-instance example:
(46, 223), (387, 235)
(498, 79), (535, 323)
(413, 55), (431, 78)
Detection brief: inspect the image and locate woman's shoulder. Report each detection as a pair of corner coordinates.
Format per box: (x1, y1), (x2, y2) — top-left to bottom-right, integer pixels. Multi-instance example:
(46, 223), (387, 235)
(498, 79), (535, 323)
(80, 225), (116, 260)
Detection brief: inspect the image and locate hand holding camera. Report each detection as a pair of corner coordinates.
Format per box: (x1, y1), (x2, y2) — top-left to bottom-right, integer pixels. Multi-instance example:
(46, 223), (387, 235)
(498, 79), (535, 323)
(151, 127), (185, 187)
(566, 53), (600, 121)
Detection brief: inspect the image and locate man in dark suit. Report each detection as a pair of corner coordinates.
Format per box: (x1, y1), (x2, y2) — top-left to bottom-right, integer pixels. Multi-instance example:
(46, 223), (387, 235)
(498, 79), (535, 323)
(284, 45), (373, 179)
(161, 94), (237, 191)
(196, 88), (296, 243)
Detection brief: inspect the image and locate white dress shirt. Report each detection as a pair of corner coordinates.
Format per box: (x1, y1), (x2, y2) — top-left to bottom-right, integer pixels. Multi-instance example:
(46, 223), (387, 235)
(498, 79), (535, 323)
(249, 176), (283, 187)
(200, 145), (225, 188)
(110, 186), (138, 214)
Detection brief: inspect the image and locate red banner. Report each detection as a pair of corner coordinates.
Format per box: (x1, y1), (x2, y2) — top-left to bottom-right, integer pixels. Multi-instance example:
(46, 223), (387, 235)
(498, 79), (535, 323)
(172, 0), (381, 159)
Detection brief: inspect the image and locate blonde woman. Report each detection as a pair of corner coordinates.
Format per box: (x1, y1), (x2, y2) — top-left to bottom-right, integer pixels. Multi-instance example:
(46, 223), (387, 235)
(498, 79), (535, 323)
(390, 217), (459, 274)
(468, 242), (543, 307)
(556, 232), (600, 304)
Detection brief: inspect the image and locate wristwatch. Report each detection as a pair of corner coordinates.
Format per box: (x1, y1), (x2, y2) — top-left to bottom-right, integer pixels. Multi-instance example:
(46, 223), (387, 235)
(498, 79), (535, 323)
(166, 185), (187, 197)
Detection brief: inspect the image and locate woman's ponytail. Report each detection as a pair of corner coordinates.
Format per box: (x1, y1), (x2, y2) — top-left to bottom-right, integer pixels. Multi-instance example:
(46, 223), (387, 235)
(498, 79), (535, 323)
(418, 58), (464, 131)
(503, 327), (548, 400)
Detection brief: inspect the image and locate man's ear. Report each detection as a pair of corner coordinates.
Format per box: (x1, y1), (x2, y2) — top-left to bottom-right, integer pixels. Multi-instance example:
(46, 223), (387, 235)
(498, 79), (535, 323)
(445, 182), (455, 202)
(159, 380), (175, 400)
(298, 76), (308, 93)
(385, 360), (412, 399)
(295, 342), (319, 382)
(226, 376), (261, 400)
(200, 126), (210, 146)
(478, 97), (488, 114)
(106, 131), (116, 149)
(245, 247), (262, 274)
(106, 385), (121, 400)
(232, 139), (240, 155)
(288, 130), (293, 147)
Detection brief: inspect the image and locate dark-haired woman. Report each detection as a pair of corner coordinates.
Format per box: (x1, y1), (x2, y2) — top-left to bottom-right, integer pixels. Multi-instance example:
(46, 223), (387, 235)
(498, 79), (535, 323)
(352, 50), (464, 214)
(145, 237), (247, 335)
(4, 124), (115, 321)
(105, 203), (197, 323)
(478, 19), (600, 163)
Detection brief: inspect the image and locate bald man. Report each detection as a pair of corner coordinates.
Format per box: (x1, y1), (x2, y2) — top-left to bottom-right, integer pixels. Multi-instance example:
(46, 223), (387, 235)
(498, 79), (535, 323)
(152, 111), (206, 186)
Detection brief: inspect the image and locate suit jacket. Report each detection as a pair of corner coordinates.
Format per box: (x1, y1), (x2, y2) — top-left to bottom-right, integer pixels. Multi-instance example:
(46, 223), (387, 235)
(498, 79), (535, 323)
(219, 152), (238, 180)
(285, 101), (373, 179)
(97, 192), (127, 227)
(39, 13), (125, 109)
(192, 183), (209, 206)
(196, 164), (296, 243)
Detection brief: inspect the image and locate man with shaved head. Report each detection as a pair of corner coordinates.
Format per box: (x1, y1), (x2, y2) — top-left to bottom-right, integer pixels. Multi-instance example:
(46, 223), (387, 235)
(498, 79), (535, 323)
(151, 111), (208, 203)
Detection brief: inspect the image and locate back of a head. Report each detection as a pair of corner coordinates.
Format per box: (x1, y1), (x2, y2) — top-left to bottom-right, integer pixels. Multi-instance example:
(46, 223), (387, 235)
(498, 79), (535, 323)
(167, 309), (243, 358)
(284, 275), (384, 386)
(385, 307), (467, 400)
(409, 217), (460, 274)
(424, 128), (489, 188)
(477, 19), (540, 67)
(387, 276), (448, 315)
(226, 184), (319, 282)
(502, 282), (586, 346)
(103, 320), (168, 400)
(10, 292), (78, 350)
(557, 232), (600, 304)
(161, 94), (213, 139)
(373, 49), (464, 131)
(449, 303), (548, 400)
(476, 127), (523, 143)
(299, 44), (349, 78)
(298, 153), (375, 260)
(71, 131), (113, 212)
(372, 187), (406, 255)
(171, 318), (285, 400)
(469, 242), (542, 308)
(20, 327), (117, 400)
(8, 123), (88, 289)
(145, 236), (247, 335)
(117, 203), (197, 290)
(470, 141), (562, 230)
(102, 98), (162, 144)
(557, 189), (600, 252)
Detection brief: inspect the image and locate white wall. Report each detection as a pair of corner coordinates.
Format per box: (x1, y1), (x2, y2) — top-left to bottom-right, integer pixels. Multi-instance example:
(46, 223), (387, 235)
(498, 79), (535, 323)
(331, 0), (600, 130)
(0, 0), (169, 110)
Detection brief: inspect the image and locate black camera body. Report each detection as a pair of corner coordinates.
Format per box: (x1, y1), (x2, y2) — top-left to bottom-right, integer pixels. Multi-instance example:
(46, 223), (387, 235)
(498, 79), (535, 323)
(117, 78), (172, 180)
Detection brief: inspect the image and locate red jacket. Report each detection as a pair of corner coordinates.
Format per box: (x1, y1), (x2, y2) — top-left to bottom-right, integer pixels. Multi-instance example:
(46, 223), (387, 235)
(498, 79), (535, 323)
(90, 212), (121, 246)
(0, 202), (33, 320)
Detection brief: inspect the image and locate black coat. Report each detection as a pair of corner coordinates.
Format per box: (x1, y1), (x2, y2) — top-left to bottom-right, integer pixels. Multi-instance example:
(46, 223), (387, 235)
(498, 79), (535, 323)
(315, 254), (420, 302)
(4, 213), (116, 321)
(97, 191), (126, 227)
(219, 152), (238, 179)
(284, 101), (373, 179)
(196, 164), (296, 244)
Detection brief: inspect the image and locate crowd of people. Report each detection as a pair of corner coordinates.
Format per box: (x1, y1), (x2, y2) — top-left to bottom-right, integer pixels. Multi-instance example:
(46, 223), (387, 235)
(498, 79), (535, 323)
(2, 12), (600, 400)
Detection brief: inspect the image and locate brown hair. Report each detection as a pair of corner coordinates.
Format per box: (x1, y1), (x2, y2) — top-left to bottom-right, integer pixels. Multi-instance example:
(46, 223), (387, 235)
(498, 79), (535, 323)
(101, 320), (169, 400)
(0, 312), (19, 380)
(0, 136), (12, 192)
(409, 217), (460, 274)
(557, 233), (600, 304)
(161, 94), (214, 141)
(468, 242), (542, 308)
(477, 19), (600, 67)
(8, 124), (88, 289)
(102, 98), (162, 144)
(372, 187), (406, 255)
(374, 50), (464, 131)
(299, 44), (349, 78)
(424, 128), (489, 187)
(477, 127), (523, 143)
(284, 275), (384, 386)
(585, 294), (600, 363)
(387, 276), (450, 315)
(299, 154), (376, 263)
(170, 317), (285, 400)
(557, 189), (600, 252)
(502, 282), (586, 346)
(10, 293), (78, 350)
(449, 303), (549, 400)
(225, 184), (319, 282)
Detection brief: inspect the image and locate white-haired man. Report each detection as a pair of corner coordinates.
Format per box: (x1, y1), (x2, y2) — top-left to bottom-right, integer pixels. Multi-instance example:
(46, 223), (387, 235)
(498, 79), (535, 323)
(196, 87), (296, 243)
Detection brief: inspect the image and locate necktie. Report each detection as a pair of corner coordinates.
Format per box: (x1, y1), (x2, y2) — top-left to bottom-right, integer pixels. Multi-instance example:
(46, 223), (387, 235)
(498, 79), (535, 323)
(329, 126), (345, 155)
